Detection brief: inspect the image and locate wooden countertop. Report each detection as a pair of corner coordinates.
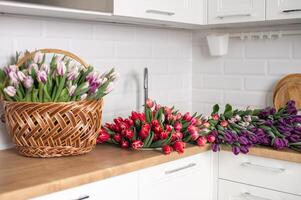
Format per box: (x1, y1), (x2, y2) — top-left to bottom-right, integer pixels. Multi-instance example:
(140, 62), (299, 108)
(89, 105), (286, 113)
(0, 144), (301, 200)
(0, 144), (211, 200)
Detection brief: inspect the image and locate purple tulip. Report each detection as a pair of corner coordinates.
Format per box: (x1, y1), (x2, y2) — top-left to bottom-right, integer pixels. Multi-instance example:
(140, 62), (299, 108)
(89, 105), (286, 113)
(224, 132), (233, 143)
(67, 84), (77, 96)
(212, 144), (220, 152)
(240, 146), (249, 154)
(288, 135), (300, 143)
(89, 83), (99, 94)
(210, 130), (218, 137)
(232, 146), (240, 155)
(37, 70), (47, 83)
(4, 65), (17, 75)
(265, 120), (273, 127)
(248, 134), (258, 143)
(4, 86), (16, 97)
(238, 136), (249, 145)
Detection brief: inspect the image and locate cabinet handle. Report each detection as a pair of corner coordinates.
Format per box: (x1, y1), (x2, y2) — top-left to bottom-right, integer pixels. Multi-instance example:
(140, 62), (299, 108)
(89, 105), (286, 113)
(217, 13), (253, 19)
(241, 162), (286, 173)
(146, 9), (175, 16)
(165, 163), (196, 174)
(282, 9), (301, 13)
(242, 192), (272, 200)
(73, 195), (90, 200)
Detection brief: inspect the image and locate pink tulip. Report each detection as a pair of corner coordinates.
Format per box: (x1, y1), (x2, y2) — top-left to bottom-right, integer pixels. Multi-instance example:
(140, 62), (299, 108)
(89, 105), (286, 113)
(9, 71), (19, 86)
(17, 71), (26, 82)
(28, 63), (39, 74)
(37, 70), (47, 83)
(56, 61), (66, 76)
(4, 86), (16, 97)
(4, 65), (17, 75)
(33, 51), (43, 64)
(41, 63), (50, 74)
(23, 76), (34, 89)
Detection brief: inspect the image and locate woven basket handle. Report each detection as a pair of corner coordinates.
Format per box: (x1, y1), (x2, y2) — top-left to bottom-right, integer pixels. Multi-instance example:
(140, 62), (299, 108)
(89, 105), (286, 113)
(17, 48), (89, 68)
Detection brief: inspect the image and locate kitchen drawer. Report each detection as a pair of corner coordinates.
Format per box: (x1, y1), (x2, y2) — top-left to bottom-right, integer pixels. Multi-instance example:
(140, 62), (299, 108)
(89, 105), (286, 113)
(139, 152), (212, 200)
(139, 152), (211, 184)
(31, 171), (138, 200)
(219, 179), (301, 200)
(219, 151), (301, 196)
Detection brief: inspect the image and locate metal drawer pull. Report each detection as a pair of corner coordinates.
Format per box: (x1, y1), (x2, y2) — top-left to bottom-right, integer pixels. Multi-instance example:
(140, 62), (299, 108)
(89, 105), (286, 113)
(146, 9), (175, 16)
(242, 192), (272, 200)
(217, 13), (253, 19)
(73, 195), (90, 200)
(282, 9), (301, 13)
(165, 163), (196, 174)
(241, 162), (286, 173)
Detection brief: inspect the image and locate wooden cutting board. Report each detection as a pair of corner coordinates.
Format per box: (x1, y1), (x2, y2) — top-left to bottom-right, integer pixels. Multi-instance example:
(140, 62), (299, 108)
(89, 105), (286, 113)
(273, 74), (301, 110)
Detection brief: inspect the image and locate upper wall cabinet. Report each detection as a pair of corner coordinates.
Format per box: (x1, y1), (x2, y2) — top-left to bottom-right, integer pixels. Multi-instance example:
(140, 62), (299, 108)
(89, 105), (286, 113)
(208, 0), (265, 24)
(114, 0), (207, 25)
(267, 0), (301, 20)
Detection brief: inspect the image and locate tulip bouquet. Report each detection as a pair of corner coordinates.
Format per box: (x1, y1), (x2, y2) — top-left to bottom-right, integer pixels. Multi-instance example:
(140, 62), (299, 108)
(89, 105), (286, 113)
(97, 99), (216, 154)
(0, 51), (118, 102)
(205, 100), (301, 155)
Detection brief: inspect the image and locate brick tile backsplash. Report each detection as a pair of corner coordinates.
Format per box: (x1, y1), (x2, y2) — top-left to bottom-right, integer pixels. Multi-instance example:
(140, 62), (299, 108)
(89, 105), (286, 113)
(0, 15), (300, 149)
(192, 34), (301, 115)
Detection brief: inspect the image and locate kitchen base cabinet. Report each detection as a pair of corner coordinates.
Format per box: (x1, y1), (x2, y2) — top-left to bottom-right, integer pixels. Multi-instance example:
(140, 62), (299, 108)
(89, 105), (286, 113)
(138, 152), (213, 200)
(31, 171), (138, 200)
(218, 179), (301, 200)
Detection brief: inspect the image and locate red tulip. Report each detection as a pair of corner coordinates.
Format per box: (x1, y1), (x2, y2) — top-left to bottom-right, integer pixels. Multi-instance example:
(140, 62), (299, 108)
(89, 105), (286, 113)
(211, 114), (219, 121)
(197, 136), (207, 146)
(97, 129), (110, 143)
(159, 131), (168, 140)
(164, 107), (172, 115)
(139, 124), (150, 139)
(123, 129), (134, 139)
(145, 98), (154, 108)
(114, 117), (123, 125)
(176, 113), (182, 120)
(175, 132), (183, 140)
(207, 134), (216, 143)
(174, 122), (182, 131)
(131, 111), (139, 121)
(120, 140), (129, 148)
(113, 133), (122, 143)
(167, 114), (174, 122)
(155, 104), (161, 111)
(119, 122), (129, 131)
(165, 125), (173, 132)
(151, 119), (160, 127)
(183, 112), (192, 121)
(190, 130), (199, 141)
(131, 140), (144, 150)
(173, 141), (185, 154)
(162, 145), (172, 154)
(125, 118), (134, 127)
(220, 120), (228, 127)
(195, 118), (203, 126)
(138, 113), (146, 122)
(153, 125), (163, 134)
(190, 117), (197, 125)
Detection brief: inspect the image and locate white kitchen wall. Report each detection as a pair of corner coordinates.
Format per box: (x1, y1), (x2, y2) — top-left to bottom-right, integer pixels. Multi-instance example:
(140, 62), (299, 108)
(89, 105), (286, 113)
(0, 15), (192, 149)
(192, 31), (301, 115)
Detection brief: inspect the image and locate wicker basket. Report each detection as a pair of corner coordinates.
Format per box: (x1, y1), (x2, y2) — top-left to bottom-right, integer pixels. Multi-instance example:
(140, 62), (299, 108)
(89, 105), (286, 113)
(2, 49), (103, 158)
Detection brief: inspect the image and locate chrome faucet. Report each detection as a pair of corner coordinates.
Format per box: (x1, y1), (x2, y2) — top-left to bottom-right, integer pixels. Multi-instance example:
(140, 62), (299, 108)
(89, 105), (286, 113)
(144, 68), (148, 108)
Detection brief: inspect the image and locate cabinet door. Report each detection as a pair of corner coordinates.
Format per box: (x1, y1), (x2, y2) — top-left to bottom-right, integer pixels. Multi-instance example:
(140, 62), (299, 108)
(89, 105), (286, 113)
(139, 152), (212, 200)
(114, 0), (206, 25)
(218, 179), (301, 200)
(208, 0), (265, 24)
(267, 0), (301, 20)
(31, 172), (138, 200)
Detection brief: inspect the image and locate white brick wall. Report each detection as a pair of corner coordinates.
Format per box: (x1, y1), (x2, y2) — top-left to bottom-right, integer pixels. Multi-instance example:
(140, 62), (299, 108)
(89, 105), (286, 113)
(0, 15), (192, 149)
(192, 32), (301, 115)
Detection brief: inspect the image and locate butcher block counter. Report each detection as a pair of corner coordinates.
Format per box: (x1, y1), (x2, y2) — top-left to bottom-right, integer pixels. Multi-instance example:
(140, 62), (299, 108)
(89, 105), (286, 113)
(0, 144), (301, 200)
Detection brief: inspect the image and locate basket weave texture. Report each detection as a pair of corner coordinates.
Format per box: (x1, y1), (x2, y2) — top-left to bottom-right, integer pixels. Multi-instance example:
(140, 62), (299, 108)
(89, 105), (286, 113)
(4, 99), (103, 157)
(2, 48), (104, 157)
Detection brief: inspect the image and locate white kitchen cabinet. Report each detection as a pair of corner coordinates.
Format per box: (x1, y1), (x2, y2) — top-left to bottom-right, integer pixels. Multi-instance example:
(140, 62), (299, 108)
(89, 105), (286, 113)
(31, 171), (138, 200)
(114, 0), (207, 25)
(208, 0), (265, 24)
(218, 151), (301, 196)
(139, 152), (213, 200)
(267, 0), (301, 20)
(218, 179), (301, 200)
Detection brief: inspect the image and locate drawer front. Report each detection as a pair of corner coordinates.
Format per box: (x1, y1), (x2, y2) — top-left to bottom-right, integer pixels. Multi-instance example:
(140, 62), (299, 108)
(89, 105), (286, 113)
(208, 0), (265, 24)
(31, 171), (138, 200)
(219, 179), (301, 200)
(267, 0), (301, 20)
(139, 152), (212, 184)
(219, 151), (301, 196)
